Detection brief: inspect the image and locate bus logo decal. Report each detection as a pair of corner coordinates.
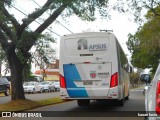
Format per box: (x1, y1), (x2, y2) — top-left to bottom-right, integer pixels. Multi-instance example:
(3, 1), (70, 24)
(90, 71), (96, 78)
(98, 72), (110, 78)
(78, 38), (88, 50)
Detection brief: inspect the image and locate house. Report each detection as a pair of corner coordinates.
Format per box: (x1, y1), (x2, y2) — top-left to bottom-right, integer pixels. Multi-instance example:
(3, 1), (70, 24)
(34, 60), (59, 81)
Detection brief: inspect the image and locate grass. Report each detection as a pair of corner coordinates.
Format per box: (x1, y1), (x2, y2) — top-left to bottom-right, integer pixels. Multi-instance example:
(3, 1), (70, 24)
(37, 97), (63, 106)
(0, 93), (3, 96)
(0, 97), (63, 112)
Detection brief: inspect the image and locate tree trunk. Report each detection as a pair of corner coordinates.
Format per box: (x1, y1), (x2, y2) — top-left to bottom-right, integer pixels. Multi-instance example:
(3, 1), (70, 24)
(7, 50), (25, 100)
(0, 63), (1, 77)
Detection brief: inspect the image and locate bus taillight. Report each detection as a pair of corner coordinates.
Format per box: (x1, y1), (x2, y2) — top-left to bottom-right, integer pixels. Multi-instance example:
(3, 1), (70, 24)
(60, 74), (66, 88)
(110, 72), (118, 88)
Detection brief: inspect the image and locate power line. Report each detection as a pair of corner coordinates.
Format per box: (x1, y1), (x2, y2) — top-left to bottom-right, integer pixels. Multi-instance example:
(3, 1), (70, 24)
(32, 0), (73, 33)
(10, 4), (61, 37)
(11, 4), (28, 16)
(16, 4), (31, 15)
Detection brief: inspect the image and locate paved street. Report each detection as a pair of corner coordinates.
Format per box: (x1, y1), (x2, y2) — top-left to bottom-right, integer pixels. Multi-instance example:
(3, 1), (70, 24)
(1, 88), (145, 120)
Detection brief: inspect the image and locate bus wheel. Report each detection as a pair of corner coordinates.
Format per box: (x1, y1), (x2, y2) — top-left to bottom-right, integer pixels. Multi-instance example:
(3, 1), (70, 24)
(125, 95), (129, 100)
(77, 100), (90, 106)
(125, 90), (129, 100)
(118, 97), (125, 106)
(118, 92), (125, 106)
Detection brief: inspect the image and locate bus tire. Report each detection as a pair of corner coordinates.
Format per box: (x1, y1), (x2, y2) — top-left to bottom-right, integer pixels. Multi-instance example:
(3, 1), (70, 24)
(118, 90), (125, 106)
(118, 97), (124, 106)
(77, 100), (90, 106)
(125, 91), (129, 100)
(125, 95), (129, 100)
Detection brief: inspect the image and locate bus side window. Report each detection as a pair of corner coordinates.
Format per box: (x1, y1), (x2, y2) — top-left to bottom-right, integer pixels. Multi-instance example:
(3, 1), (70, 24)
(119, 44), (128, 72)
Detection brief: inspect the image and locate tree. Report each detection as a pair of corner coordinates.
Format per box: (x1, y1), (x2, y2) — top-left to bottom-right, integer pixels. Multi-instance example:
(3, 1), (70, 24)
(0, 45), (3, 76)
(126, 5), (160, 74)
(129, 68), (144, 88)
(32, 33), (56, 81)
(0, 44), (8, 76)
(116, 0), (160, 22)
(0, 0), (114, 100)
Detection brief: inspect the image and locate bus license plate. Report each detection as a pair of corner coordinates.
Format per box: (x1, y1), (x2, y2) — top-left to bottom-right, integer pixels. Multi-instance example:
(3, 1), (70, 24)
(83, 80), (93, 85)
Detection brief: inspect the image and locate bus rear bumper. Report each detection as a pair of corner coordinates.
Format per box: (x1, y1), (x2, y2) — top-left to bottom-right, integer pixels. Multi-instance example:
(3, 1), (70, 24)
(60, 87), (120, 100)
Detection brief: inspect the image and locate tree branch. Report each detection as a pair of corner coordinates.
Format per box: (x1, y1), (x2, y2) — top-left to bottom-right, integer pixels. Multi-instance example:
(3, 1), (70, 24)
(35, 3), (67, 34)
(142, 1), (160, 17)
(20, 3), (68, 54)
(0, 20), (17, 42)
(20, 0), (54, 31)
(0, 2), (17, 42)
(0, 29), (8, 47)
(2, 4), (20, 31)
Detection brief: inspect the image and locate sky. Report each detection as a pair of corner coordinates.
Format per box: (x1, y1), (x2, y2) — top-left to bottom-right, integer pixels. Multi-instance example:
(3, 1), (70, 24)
(1, 0), (140, 75)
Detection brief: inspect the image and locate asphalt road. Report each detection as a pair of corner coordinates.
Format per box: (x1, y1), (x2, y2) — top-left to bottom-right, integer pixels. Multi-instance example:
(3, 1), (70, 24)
(31, 88), (145, 120)
(1, 88), (145, 120)
(32, 89), (145, 111)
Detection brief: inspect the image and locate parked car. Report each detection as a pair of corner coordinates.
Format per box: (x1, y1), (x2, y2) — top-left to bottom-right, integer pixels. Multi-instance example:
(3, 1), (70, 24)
(0, 78), (10, 96)
(37, 82), (51, 92)
(23, 81), (43, 93)
(54, 81), (60, 91)
(45, 81), (56, 92)
(140, 62), (160, 120)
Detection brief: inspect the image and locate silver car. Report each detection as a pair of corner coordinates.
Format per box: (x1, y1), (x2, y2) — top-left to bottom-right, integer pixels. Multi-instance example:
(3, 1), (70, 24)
(37, 82), (51, 92)
(45, 81), (56, 92)
(23, 81), (44, 93)
(140, 63), (160, 120)
(54, 81), (60, 91)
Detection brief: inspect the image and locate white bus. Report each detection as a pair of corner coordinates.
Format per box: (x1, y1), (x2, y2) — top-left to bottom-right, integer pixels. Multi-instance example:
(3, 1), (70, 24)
(59, 32), (130, 106)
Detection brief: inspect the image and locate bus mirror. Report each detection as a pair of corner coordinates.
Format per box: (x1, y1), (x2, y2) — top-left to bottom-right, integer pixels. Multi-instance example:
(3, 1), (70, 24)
(140, 74), (151, 83)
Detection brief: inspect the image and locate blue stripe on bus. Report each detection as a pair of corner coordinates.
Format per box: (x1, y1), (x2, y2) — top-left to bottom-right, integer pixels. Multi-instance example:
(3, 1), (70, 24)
(63, 64), (88, 98)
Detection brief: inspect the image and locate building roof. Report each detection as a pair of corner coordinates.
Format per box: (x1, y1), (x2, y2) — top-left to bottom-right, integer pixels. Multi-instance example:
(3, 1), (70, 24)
(35, 69), (59, 75)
